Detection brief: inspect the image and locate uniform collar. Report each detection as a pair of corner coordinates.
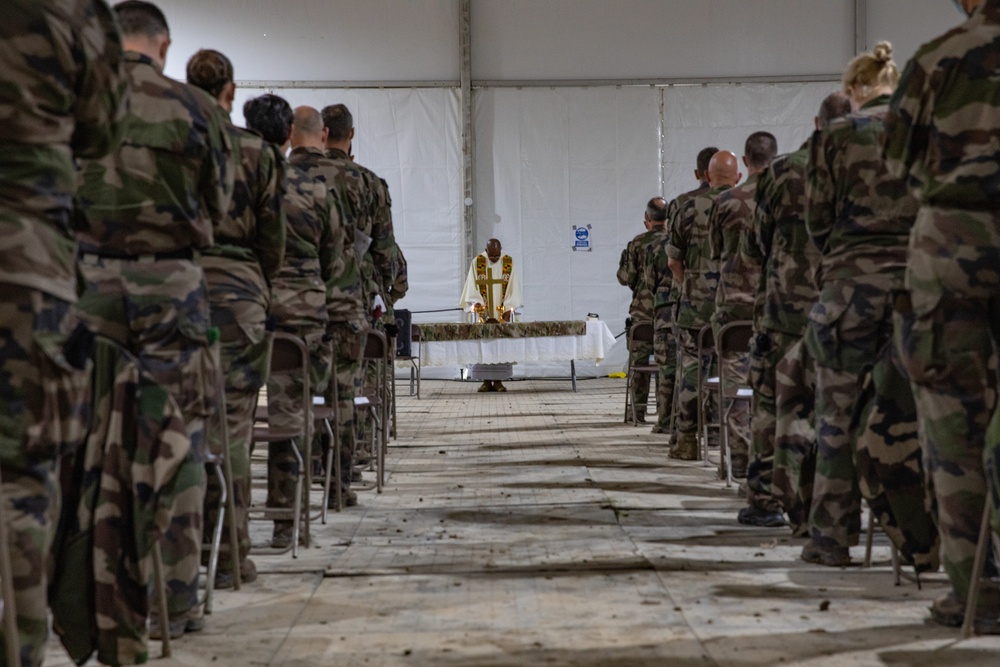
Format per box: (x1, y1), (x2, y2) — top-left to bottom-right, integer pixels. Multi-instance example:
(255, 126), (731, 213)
(327, 147), (350, 160)
(860, 94), (892, 110)
(123, 50), (160, 71)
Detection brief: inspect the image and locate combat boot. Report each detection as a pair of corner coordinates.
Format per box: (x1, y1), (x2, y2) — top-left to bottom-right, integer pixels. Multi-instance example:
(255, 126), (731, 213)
(800, 540), (851, 567)
(669, 434), (699, 461)
(493, 381), (507, 392)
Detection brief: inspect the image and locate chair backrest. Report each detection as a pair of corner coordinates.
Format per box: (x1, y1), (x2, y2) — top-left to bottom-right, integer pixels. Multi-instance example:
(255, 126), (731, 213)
(363, 329), (389, 361)
(716, 321), (754, 355)
(697, 324), (714, 352)
(629, 321), (654, 345)
(270, 332), (309, 376)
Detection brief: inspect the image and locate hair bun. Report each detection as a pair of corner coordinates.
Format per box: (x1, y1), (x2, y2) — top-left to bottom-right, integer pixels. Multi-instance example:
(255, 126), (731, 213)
(872, 41), (893, 64)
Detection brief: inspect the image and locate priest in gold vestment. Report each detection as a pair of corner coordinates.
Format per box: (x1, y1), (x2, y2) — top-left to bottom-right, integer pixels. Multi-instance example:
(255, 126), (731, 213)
(459, 238), (522, 391)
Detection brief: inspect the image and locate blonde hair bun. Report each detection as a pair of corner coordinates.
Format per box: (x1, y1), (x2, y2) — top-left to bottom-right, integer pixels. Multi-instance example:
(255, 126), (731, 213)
(872, 41), (893, 65)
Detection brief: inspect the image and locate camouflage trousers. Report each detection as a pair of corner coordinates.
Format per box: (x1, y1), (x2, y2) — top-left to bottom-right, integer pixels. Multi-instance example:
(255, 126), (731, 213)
(627, 330), (653, 421)
(202, 262), (272, 574)
(804, 277), (896, 549)
(77, 256), (214, 619)
(267, 324), (331, 513)
(854, 334), (939, 572)
(894, 207), (1000, 598)
(746, 329), (799, 512)
(653, 307), (677, 431)
(330, 324), (363, 489)
(772, 336), (816, 536)
(676, 326), (718, 444)
(0, 285), (88, 667)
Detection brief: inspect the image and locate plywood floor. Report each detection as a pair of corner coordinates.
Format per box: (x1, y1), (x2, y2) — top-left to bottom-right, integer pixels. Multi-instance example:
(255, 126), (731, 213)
(48, 377), (1000, 666)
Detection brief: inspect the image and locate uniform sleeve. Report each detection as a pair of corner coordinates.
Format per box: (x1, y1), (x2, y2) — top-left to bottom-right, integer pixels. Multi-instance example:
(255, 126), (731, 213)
(616, 245), (631, 287)
(883, 57), (930, 191)
(805, 129), (835, 253)
(71, 0), (128, 159)
(745, 167), (774, 263)
(389, 249), (409, 304)
(317, 189), (343, 328)
(253, 144), (287, 282)
(200, 105), (235, 236)
(369, 176), (396, 296)
(666, 200), (690, 260)
(708, 199), (723, 262)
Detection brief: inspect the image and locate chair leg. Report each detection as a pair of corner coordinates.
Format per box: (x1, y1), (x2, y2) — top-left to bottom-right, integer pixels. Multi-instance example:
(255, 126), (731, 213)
(320, 419), (333, 523)
(863, 506), (875, 568)
(962, 501), (992, 639)
(288, 439), (304, 559)
(0, 470), (20, 666)
(204, 462), (227, 614)
(222, 447), (241, 591)
(720, 391), (732, 489)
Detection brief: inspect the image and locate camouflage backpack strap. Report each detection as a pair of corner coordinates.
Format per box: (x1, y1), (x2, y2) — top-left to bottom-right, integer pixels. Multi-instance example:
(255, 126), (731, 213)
(476, 254), (488, 304)
(501, 255), (513, 295)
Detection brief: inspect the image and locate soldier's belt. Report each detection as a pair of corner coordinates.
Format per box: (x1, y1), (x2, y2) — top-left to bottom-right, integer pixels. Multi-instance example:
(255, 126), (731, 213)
(79, 248), (196, 264)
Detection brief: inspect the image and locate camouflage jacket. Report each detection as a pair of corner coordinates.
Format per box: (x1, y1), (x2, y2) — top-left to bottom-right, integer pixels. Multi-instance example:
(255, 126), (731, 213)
(710, 175), (760, 325)
(617, 226), (663, 322)
(288, 146), (365, 327)
(0, 0), (126, 301)
(668, 185), (730, 330)
(884, 0), (1000, 211)
(327, 150), (396, 308)
(642, 228), (674, 313)
(271, 163), (341, 331)
(744, 142), (820, 336)
(202, 122), (286, 283)
(658, 182), (711, 309)
(806, 95), (919, 287)
(76, 52), (233, 258)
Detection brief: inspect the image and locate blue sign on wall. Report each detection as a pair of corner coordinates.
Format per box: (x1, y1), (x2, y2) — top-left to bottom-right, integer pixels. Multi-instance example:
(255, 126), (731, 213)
(572, 224), (592, 251)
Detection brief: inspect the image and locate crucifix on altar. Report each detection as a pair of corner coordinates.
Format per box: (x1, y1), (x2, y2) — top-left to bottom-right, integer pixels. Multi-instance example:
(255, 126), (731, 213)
(459, 238), (523, 391)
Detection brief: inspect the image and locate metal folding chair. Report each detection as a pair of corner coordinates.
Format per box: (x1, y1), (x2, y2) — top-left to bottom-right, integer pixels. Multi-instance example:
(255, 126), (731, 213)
(963, 501), (995, 638)
(694, 324), (718, 465)
(355, 330), (390, 493)
(249, 332), (311, 557)
(624, 321), (658, 425)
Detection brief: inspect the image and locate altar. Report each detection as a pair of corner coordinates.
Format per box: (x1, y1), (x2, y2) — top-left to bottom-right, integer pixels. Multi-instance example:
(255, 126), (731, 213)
(413, 319), (616, 391)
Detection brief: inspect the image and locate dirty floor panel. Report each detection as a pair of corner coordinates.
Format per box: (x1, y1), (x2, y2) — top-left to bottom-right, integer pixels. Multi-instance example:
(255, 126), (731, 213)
(47, 377), (1000, 666)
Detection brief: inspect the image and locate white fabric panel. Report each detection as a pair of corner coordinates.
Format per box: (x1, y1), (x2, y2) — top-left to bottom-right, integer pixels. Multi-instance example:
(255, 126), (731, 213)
(419, 321), (617, 367)
(158, 0), (459, 82)
(474, 87), (662, 376)
(662, 82), (838, 204)
(472, 0), (853, 80)
(867, 0), (966, 66)
(229, 87), (463, 321)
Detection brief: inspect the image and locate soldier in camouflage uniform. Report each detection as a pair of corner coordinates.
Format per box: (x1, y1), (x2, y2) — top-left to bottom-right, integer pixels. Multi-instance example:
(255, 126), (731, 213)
(289, 106), (366, 507)
(617, 198), (667, 424)
(74, 0), (233, 639)
(746, 94), (850, 532)
(708, 132), (776, 478)
(244, 95), (345, 548)
(884, 0), (1000, 629)
(186, 49), (287, 587)
(801, 42), (919, 566)
(323, 105), (397, 469)
(642, 148), (717, 438)
(667, 150), (742, 460)
(0, 1), (125, 663)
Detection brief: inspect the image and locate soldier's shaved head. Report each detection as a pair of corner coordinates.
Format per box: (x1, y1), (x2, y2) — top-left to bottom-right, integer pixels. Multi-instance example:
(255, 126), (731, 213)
(744, 132), (777, 171)
(646, 197), (668, 223)
(290, 106), (326, 149)
(707, 151), (741, 188)
(817, 92), (852, 129)
(695, 146), (719, 183)
(114, 1), (169, 38)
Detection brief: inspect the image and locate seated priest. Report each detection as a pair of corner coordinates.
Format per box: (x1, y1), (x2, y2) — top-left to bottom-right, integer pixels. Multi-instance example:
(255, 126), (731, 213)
(460, 238), (522, 392)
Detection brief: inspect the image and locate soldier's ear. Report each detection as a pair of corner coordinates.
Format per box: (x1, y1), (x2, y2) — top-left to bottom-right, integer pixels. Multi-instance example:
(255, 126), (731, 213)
(159, 36), (171, 65)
